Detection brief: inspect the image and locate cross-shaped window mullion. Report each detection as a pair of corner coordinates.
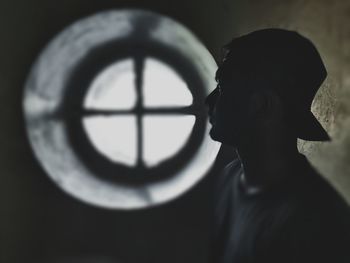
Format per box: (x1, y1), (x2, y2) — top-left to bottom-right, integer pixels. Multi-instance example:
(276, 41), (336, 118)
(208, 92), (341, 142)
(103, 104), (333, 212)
(81, 56), (198, 169)
(134, 56), (145, 168)
(82, 106), (197, 116)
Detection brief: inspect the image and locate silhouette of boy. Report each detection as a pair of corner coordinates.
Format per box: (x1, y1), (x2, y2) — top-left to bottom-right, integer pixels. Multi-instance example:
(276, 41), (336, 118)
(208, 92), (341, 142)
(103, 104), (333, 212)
(205, 29), (350, 263)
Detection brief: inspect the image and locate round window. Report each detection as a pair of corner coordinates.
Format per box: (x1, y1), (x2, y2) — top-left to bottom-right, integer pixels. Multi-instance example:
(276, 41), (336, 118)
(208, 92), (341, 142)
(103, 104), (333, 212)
(23, 9), (220, 209)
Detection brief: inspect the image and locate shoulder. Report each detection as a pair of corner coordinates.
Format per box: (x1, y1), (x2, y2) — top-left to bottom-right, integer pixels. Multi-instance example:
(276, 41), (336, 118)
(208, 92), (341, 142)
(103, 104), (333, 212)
(283, 164), (350, 262)
(290, 155), (348, 210)
(212, 158), (242, 201)
(282, 206), (350, 263)
(211, 158), (242, 221)
(217, 159), (242, 187)
(296, 164), (349, 215)
(268, 188), (350, 263)
(292, 162), (349, 230)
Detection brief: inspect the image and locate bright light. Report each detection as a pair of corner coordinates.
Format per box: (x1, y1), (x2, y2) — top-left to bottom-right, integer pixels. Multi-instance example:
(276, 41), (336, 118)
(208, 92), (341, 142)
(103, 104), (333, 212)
(84, 59), (137, 110)
(23, 9), (220, 209)
(83, 115), (137, 166)
(143, 57), (193, 107)
(82, 57), (195, 167)
(143, 115), (195, 167)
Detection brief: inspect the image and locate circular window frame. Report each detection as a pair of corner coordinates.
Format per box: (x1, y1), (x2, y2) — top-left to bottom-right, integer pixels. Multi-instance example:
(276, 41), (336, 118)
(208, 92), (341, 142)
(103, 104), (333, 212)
(65, 41), (207, 184)
(23, 9), (220, 209)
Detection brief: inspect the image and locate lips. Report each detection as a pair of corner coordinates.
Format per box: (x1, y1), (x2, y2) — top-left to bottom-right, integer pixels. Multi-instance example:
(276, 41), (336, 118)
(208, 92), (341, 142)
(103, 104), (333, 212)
(207, 107), (215, 125)
(209, 116), (215, 125)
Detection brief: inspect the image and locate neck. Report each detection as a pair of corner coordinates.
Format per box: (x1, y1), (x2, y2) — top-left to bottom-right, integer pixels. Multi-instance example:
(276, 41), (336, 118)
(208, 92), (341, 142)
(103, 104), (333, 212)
(236, 133), (300, 191)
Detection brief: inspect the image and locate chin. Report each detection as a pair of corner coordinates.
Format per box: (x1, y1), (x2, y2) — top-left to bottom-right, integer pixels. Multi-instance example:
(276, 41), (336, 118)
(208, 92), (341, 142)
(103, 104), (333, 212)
(209, 127), (238, 146)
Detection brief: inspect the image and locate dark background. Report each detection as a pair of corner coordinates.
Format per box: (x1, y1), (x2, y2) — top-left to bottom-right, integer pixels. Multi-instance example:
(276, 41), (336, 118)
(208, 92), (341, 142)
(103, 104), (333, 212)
(1, 1), (349, 262)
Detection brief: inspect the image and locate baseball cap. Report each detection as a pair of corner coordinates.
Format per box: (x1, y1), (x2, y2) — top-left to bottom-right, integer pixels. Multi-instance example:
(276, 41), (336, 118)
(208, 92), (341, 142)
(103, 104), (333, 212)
(222, 28), (330, 141)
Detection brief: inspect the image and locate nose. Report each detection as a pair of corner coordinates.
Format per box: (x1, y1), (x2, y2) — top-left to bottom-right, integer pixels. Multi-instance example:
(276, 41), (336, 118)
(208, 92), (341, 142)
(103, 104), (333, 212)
(205, 88), (219, 120)
(205, 87), (219, 108)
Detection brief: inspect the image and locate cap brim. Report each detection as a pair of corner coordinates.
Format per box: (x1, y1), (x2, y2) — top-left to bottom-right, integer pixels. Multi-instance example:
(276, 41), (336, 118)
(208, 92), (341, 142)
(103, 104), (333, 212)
(295, 111), (330, 141)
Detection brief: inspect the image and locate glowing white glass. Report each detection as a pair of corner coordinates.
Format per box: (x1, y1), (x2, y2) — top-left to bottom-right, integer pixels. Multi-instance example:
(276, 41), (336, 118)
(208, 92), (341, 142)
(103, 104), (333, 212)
(23, 9), (219, 209)
(143, 57), (193, 107)
(83, 115), (137, 166)
(143, 115), (195, 167)
(84, 59), (137, 110)
(83, 58), (194, 167)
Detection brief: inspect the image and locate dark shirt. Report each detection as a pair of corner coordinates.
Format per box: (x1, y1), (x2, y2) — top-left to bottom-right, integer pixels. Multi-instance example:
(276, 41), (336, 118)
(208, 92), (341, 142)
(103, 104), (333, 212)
(210, 154), (350, 263)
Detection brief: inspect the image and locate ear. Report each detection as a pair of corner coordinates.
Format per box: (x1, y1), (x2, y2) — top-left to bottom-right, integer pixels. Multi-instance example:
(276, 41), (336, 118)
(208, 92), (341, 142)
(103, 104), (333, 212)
(249, 90), (283, 120)
(249, 90), (269, 117)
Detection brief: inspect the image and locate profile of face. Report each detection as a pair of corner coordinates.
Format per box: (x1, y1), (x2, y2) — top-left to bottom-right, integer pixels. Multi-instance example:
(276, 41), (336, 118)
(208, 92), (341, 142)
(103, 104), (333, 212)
(205, 64), (258, 147)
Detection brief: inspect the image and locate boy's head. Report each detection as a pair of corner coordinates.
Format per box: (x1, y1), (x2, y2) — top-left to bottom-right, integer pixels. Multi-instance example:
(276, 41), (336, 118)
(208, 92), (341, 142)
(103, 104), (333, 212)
(205, 28), (330, 146)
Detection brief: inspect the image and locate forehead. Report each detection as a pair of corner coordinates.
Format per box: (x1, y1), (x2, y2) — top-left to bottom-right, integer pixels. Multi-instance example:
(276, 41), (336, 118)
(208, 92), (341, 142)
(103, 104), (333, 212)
(215, 61), (243, 85)
(215, 67), (222, 83)
(215, 61), (232, 83)
(215, 61), (255, 99)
